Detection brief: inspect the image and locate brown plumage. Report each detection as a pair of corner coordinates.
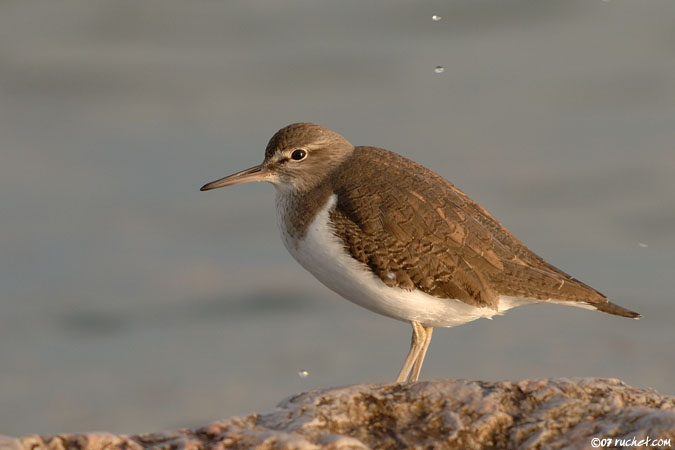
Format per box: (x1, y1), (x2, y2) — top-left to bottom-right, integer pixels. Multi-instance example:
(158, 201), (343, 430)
(325, 146), (639, 317)
(201, 122), (640, 383)
(268, 127), (639, 318)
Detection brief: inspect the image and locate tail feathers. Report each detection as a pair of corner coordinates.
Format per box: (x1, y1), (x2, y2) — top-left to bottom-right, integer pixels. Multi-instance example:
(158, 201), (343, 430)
(594, 301), (641, 319)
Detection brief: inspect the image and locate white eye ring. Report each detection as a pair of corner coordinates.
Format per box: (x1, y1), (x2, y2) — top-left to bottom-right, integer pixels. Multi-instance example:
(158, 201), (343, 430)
(291, 149), (307, 161)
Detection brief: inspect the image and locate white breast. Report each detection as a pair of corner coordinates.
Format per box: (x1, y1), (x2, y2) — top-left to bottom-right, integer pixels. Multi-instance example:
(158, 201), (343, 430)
(275, 193), (503, 328)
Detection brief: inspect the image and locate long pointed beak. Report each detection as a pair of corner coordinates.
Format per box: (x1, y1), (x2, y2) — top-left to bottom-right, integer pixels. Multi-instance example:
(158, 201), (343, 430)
(200, 164), (267, 191)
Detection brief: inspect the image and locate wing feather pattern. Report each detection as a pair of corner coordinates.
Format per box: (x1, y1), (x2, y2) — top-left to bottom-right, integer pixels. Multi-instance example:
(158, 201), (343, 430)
(327, 146), (638, 318)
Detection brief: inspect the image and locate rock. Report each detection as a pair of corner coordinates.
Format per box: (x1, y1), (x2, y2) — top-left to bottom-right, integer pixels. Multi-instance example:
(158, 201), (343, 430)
(5, 378), (675, 449)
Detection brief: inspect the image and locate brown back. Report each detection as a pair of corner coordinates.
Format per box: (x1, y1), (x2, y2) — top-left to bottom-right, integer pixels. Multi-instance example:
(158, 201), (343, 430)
(327, 146), (613, 310)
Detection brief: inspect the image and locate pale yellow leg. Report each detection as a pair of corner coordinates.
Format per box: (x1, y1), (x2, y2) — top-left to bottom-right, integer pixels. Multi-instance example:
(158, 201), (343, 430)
(395, 322), (426, 383)
(409, 326), (434, 382)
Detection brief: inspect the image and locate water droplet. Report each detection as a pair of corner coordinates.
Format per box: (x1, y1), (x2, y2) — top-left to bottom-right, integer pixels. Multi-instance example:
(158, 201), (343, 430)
(387, 272), (396, 280)
(434, 66), (445, 74)
(432, 15), (442, 21)
(298, 369), (309, 378)
(638, 242), (648, 248)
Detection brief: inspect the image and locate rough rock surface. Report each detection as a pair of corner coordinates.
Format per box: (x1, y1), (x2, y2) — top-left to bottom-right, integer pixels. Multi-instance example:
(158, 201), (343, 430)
(4, 378), (675, 449)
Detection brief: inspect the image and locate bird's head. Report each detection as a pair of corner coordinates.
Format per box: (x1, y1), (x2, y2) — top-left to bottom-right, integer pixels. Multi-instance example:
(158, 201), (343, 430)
(200, 123), (354, 194)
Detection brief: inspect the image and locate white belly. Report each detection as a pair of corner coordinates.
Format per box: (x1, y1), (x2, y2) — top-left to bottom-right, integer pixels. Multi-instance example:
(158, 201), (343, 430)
(276, 193), (502, 328)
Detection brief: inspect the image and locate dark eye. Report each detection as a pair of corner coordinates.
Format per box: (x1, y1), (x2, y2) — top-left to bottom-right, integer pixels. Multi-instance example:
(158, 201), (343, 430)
(291, 149), (307, 161)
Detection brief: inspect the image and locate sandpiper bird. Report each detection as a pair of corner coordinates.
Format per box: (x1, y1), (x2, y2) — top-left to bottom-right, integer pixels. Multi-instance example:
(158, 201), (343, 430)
(200, 123), (640, 383)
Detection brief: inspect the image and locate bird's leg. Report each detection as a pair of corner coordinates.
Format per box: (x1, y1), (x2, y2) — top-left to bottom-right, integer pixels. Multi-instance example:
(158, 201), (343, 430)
(409, 326), (434, 382)
(395, 321), (426, 383)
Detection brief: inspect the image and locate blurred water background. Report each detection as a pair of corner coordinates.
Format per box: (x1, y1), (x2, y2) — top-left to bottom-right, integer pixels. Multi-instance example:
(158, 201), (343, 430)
(1, 0), (674, 436)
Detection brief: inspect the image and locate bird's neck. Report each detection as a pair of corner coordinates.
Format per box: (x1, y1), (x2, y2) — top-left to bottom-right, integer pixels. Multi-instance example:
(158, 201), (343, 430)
(275, 179), (335, 241)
